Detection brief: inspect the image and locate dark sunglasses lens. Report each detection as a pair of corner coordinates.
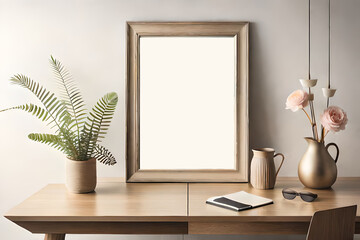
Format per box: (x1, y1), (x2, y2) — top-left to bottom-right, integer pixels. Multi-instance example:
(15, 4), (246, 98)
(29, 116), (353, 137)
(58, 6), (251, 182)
(282, 191), (296, 200)
(300, 193), (317, 202)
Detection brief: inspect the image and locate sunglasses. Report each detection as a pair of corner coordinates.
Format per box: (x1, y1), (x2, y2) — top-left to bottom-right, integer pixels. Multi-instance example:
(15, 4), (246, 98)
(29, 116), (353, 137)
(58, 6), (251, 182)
(282, 188), (318, 202)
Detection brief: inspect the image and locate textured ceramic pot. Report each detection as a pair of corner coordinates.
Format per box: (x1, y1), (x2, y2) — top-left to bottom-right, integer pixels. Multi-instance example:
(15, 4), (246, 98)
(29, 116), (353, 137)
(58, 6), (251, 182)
(322, 88), (337, 98)
(298, 137), (339, 189)
(250, 148), (285, 190)
(66, 157), (97, 193)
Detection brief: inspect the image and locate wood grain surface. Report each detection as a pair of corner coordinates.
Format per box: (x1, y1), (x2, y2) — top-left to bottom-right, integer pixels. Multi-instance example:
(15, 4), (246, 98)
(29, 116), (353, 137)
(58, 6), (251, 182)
(306, 205), (357, 240)
(4, 178), (360, 235)
(188, 178), (360, 234)
(5, 182), (187, 222)
(126, 22), (249, 182)
(188, 178), (360, 221)
(44, 234), (65, 240)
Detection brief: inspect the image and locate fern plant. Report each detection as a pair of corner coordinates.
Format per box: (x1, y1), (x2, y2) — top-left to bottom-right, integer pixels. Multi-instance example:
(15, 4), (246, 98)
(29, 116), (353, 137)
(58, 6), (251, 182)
(0, 56), (117, 165)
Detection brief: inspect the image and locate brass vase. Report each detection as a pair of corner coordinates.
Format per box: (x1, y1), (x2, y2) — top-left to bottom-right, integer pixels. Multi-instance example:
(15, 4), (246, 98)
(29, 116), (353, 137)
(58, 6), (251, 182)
(298, 137), (339, 189)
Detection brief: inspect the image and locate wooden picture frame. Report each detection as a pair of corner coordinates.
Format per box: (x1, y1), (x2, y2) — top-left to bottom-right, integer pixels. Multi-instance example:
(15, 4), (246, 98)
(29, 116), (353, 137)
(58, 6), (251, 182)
(126, 22), (249, 182)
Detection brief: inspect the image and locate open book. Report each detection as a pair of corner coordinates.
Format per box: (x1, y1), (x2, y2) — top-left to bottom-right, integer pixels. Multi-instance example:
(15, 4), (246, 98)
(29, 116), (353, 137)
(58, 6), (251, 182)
(206, 191), (273, 211)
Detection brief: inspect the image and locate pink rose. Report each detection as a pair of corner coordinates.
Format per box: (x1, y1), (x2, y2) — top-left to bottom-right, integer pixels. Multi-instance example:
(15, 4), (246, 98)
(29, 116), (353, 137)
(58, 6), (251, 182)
(320, 106), (348, 132)
(285, 90), (309, 112)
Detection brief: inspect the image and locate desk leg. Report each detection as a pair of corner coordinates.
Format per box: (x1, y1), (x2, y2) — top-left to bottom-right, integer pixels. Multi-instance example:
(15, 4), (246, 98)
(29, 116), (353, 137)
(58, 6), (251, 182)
(44, 234), (66, 240)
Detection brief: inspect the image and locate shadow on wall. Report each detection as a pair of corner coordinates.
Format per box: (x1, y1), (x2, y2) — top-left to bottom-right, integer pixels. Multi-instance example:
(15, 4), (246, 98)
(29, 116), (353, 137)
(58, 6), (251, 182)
(248, 22), (274, 152)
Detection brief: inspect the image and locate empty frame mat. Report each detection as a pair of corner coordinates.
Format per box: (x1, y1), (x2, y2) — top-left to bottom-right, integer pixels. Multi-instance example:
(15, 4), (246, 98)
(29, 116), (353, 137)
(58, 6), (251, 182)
(126, 22), (249, 182)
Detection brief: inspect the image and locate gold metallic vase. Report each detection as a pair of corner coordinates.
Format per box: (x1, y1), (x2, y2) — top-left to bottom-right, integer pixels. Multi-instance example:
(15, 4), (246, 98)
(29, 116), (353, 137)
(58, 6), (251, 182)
(298, 137), (339, 189)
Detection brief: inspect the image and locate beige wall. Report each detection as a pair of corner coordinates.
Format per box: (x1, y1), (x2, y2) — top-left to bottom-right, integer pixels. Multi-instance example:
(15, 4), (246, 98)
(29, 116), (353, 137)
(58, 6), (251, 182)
(0, 0), (359, 239)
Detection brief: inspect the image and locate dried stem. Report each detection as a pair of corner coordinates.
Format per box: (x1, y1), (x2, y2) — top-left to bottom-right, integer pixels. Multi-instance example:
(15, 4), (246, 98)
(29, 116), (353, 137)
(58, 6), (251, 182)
(302, 108), (313, 125)
(308, 87), (319, 141)
(324, 129), (329, 139)
(321, 125), (324, 142)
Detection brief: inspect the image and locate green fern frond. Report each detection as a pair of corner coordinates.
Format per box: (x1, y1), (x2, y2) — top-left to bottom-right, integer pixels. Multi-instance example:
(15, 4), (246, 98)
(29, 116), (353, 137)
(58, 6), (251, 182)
(10, 75), (70, 125)
(2, 56), (117, 165)
(78, 124), (95, 160)
(10, 74), (78, 158)
(28, 133), (72, 156)
(93, 145), (117, 165)
(50, 56), (86, 141)
(83, 92), (118, 157)
(0, 103), (50, 121)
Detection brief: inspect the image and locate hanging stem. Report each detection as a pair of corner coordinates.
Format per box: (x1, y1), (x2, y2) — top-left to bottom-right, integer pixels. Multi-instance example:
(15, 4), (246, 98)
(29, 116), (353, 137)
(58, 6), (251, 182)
(328, 0), (331, 89)
(308, 0), (311, 79)
(327, 0), (331, 109)
(321, 0), (332, 143)
(306, 0), (319, 141)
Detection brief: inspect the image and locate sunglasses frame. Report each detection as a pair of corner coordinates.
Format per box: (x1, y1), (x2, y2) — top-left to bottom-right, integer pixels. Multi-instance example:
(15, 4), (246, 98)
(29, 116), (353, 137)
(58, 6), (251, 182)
(282, 188), (318, 202)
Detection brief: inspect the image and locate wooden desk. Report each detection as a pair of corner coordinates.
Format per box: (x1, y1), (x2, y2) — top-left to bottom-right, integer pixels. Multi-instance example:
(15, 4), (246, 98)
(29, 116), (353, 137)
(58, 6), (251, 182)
(188, 178), (360, 234)
(4, 178), (360, 239)
(5, 182), (188, 239)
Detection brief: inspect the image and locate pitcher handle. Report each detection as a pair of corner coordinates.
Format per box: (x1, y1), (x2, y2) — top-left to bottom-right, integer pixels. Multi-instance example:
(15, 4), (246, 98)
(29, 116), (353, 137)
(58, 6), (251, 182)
(326, 142), (339, 163)
(274, 153), (285, 178)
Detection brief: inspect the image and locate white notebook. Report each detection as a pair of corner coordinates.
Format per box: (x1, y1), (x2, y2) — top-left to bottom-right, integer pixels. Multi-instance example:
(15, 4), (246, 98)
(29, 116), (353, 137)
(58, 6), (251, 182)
(206, 191), (273, 211)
